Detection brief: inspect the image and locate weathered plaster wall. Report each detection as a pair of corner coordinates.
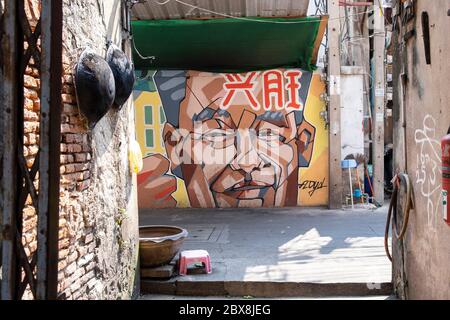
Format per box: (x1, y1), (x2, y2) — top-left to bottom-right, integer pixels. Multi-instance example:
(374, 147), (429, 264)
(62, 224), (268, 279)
(60, 0), (139, 299)
(392, 0), (450, 299)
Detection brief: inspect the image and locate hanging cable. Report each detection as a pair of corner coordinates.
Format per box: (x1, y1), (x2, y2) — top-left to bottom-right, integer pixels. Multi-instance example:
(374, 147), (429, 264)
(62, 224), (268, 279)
(131, 35), (155, 61)
(384, 173), (414, 262)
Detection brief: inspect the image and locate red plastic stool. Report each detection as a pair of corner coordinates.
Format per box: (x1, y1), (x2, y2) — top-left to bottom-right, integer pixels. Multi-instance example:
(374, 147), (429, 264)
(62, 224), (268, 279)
(178, 250), (212, 276)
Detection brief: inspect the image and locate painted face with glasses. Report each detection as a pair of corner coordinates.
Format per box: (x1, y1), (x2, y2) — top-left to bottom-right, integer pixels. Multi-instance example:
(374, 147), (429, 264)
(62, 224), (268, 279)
(145, 70), (315, 208)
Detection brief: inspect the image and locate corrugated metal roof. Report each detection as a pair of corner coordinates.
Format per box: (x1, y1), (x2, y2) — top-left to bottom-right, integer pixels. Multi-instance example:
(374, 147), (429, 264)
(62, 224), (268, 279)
(131, 0), (310, 20)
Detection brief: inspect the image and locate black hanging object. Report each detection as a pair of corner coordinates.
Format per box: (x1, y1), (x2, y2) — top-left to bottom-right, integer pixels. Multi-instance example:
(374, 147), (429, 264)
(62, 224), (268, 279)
(106, 43), (135, 108)
(75, 47), (115, 128)
(421, 12), (431, 65)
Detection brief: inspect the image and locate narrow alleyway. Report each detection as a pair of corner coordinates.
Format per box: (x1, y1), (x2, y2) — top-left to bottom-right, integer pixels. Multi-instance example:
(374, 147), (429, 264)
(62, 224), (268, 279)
(2, 0), (449, 303)
(139, 206), (392, 298)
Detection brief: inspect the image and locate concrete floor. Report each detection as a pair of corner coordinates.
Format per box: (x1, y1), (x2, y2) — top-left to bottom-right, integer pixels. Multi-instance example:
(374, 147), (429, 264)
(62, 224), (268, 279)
(139, 205), (392, 297)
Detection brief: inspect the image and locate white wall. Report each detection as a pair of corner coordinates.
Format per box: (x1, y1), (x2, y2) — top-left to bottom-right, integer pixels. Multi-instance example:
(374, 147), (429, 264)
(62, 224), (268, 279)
(340, 67), (365, 160)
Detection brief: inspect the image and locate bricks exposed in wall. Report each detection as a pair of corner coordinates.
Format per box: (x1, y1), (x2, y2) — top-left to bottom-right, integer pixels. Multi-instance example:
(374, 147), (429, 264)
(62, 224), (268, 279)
(56, 92), (97, 298)
(58, 69), (91, 193)
(20, 0), (98, 300)
(20, 0), (138, 300)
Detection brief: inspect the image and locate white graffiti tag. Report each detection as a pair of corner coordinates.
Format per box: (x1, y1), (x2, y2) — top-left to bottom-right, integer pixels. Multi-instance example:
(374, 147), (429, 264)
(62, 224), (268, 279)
(414, 115), (442, 230)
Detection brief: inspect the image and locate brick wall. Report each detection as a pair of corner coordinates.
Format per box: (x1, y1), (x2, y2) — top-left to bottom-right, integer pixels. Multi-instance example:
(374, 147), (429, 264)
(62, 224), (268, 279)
(56, 54), (97, 299)
(20, 0), (139, 300)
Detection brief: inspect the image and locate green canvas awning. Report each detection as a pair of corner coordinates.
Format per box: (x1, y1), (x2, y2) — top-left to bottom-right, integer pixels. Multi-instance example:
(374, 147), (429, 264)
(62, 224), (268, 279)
(131, 16), (327, 72)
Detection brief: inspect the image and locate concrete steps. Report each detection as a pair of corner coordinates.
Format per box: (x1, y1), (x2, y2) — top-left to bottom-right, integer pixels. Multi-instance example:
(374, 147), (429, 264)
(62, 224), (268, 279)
(139, 207), (393, 299)
(141, 279), (392, 298)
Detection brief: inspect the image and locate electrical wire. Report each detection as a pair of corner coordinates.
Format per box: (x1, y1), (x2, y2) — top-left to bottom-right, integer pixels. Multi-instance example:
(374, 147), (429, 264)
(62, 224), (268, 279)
(131, 34), (155, 62)
(342, 32), (387, 44)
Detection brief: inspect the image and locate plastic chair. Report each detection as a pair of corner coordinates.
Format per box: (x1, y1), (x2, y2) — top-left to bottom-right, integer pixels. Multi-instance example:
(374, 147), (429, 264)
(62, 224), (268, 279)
(178, 250), (212, 276)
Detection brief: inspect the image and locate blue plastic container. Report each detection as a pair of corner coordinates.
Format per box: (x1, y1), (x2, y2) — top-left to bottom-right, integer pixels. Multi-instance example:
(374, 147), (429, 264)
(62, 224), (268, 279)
(341, 159), (357, 169)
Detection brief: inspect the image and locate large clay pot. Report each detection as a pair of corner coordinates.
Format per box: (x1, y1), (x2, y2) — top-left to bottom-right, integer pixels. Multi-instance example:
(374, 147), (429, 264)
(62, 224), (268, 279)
(139, 225), (188, 268)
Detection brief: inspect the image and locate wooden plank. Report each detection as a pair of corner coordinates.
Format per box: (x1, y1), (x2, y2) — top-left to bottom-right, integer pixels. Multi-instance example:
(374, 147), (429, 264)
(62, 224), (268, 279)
(327, 0), (343, 209)
(372, 2), (385, 204)
(0, 0), (19, 300)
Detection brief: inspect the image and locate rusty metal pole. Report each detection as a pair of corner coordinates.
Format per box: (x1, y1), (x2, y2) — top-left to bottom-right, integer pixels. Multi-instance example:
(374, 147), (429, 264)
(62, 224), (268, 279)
(36, 0), (62, 300)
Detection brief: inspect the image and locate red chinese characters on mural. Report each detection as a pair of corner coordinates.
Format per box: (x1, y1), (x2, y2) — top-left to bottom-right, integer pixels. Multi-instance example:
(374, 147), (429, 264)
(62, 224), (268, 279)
(221, 69), (304, 112)
(263, 70), (284, 110)
(222, 72), (259, 111)
(284, 70), (302, 111)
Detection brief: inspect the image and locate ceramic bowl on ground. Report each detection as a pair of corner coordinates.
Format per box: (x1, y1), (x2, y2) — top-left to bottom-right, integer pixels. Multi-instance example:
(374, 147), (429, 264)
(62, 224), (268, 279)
(139, 225), (188, 268)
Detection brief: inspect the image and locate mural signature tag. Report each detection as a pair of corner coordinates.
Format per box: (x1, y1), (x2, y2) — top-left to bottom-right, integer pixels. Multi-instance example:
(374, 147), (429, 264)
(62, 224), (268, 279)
(299, 178), (327, 197)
